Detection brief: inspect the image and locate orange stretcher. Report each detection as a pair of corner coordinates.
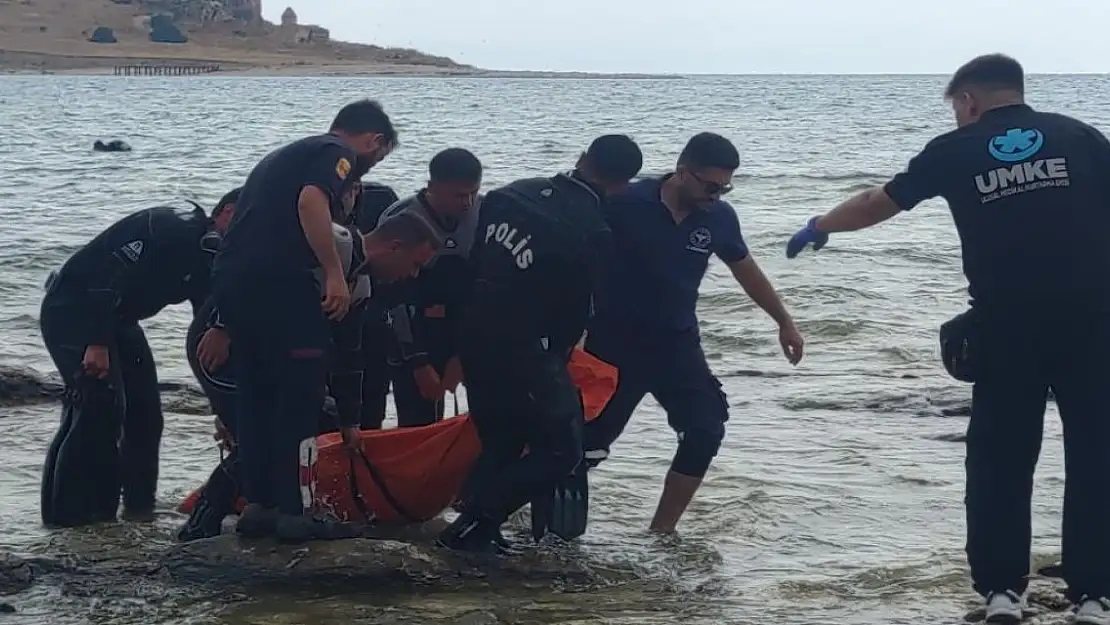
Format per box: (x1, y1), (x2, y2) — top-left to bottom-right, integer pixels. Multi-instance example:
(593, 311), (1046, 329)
(177, 347), (617, 523)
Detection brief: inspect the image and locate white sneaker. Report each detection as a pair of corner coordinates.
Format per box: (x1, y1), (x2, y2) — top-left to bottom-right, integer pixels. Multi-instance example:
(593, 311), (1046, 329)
(985, 590), (1024, 624)
(1074, 596), (1110, 625)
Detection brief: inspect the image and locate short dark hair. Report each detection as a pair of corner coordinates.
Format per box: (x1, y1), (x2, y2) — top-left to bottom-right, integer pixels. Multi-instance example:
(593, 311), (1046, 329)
(211, 187), (241, 218)
(429, 148), (483, 183)
(372, 211), (442, 250)
(330, 99), (398, 146)
(945, 54), (1024, 97)
(678, 132), (739, 171)
(583, 134), (643, 182)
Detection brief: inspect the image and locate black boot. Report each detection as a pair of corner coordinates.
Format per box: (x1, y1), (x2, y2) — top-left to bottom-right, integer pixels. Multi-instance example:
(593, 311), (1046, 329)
(235, 503), (279, 539)
(178, 456), (241, 541)
(436, 513), (512, 555)
(274, 514), (360, 544)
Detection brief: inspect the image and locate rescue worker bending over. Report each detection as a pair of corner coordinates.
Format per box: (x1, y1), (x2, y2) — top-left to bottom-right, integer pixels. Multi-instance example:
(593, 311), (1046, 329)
(178, 212), (432, 541)
(39, 189), (238, 528)
(346, 180), (403, 429)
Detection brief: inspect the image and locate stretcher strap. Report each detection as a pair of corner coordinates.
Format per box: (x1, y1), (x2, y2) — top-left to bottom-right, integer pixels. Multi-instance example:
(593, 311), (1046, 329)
(348, 449), (419, 523)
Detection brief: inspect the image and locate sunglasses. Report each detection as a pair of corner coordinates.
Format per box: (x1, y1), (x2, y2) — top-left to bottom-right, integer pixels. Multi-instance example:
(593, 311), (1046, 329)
(688, 171), (733, 196)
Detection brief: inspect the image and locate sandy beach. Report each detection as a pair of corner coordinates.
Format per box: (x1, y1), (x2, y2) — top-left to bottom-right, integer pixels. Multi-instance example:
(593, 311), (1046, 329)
(0, 37), (677, 80)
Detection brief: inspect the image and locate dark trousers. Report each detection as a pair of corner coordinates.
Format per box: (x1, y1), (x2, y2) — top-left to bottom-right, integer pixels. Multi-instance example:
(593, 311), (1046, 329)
(459, 340), (584, 523)
(182, 305), (344, 529)
(214, 274), (330, 516)
(582, 328), (729, 474)
(360, 310), (391, 429)
(186, 305), (237, 426)
(39, 290), (163, 527)
(965, 308), (1110, 602)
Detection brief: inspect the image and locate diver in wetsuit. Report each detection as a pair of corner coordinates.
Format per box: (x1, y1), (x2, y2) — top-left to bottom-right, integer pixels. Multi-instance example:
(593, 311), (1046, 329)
(437, 135), (643, 553)
(178, 214), (401, 542)
(38, 188), (239, 528)
(347, 180), (403, 429)
(380, 148), (483, 427)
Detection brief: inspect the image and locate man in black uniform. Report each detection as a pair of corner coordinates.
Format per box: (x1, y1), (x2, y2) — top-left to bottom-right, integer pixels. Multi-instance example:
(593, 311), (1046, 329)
(39, 188), (239, 528)
(211, 99), (407, 541)
(437, 134), (643, 553)
(380, 148), (483, 427)
(785, 54), (1110, 625)
(178, 214), (436, 542)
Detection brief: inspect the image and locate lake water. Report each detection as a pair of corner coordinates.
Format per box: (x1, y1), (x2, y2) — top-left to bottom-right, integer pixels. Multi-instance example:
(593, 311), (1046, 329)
(2, 73), (1108, 624)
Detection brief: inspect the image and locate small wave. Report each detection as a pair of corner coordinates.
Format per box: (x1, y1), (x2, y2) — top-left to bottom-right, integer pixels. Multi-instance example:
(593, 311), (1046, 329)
(736, 171), (889, 183)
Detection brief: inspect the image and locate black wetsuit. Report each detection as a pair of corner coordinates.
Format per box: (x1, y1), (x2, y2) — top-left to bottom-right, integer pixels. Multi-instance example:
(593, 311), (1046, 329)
(178, 229), (369, 542)
(379, 192), (478, 427)
(445, 172), (610, 549)
(347, 182), (400, 429)
(211, 133), (358, 520)
(883, 104), (1110, 603)
(39, 204), (218, 527)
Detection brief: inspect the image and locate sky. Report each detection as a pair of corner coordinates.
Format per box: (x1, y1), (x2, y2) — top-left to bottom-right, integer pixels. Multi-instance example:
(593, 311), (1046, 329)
(265, 0), (1110, 75)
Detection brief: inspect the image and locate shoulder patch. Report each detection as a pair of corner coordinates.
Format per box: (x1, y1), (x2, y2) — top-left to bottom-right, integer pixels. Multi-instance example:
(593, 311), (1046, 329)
(120, 240), (144, 263)
(336, 157), (351, 180)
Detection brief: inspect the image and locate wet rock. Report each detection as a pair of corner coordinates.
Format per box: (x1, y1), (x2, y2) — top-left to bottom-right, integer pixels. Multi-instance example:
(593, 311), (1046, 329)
(0, 365), (63, 405)
(448, 612), (500, 625)
(0, 552), (34, 594)
(1038, 562), (1063, 578)
(962, 577), (1071, 623)
(161, 523), (605, 590)
(0, 364), (211, 413)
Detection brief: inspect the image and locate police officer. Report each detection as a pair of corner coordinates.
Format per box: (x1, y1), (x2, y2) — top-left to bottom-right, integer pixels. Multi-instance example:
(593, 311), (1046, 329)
(436, 134), (643, 553)
(39, 188), (239, 528)
(178, 215), (433, 542)
(380, 148), (483, 427)
(583, 132), (804, 536)
(211, 99), (402, 541)
(785, 54), (1110, 625)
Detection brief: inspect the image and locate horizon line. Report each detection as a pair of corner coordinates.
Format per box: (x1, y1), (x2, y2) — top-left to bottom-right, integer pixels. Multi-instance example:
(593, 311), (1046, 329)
(487, 70), (1110, 77)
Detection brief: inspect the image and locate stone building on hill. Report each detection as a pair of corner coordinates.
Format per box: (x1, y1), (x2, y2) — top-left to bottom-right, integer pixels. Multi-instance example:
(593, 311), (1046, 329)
(279, 6), (329, 43)
(280, 6), (296, 26)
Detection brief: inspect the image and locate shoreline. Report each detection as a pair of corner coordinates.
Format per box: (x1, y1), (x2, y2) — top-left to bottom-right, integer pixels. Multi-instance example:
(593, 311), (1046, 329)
(0, 51), (683, 80)
(0, 65), (683, 80)
(20, 66), (684, 79)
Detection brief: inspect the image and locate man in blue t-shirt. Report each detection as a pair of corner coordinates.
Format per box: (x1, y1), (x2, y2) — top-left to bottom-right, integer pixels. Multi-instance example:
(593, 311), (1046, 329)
(785, 54), (1110, 625)
(583, 132), (805, 534)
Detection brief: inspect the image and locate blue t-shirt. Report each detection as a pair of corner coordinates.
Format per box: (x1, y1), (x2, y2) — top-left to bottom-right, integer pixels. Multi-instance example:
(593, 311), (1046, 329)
(591, 176), (749, 336)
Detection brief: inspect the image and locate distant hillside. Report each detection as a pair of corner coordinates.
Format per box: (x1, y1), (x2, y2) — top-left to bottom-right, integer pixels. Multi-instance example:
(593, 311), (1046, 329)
(0, 0), (471, 72)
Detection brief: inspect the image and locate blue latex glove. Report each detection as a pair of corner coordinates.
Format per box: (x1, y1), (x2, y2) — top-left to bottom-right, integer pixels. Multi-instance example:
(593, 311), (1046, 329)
(786, 217), (830, 259)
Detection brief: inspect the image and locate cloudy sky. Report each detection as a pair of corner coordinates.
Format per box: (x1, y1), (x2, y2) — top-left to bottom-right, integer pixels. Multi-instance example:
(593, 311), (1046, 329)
(269, 0), (1110, 74)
